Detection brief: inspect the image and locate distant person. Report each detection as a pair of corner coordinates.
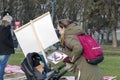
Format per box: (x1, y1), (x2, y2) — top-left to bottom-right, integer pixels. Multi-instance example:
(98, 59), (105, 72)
(57, 19), (103, 80)
(0, 13), (15, 80)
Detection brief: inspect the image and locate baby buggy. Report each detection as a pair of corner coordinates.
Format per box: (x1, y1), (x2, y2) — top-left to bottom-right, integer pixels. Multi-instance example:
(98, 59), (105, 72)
(21, 52), (67, 80)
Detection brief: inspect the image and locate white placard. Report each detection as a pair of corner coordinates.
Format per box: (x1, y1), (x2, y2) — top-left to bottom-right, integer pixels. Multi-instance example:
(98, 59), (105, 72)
(14, 12), (59, 58)
(34, 13), (58, 49)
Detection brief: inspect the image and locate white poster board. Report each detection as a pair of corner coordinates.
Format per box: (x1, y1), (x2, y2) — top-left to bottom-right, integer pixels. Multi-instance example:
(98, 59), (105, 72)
(14, 12), (59, 62)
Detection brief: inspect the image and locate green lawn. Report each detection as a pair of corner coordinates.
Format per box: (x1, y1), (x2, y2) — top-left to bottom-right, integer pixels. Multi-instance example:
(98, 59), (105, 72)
(8, 45), (120, 79)
(8, 51), (25, 66)
(100, 56), (120, 80)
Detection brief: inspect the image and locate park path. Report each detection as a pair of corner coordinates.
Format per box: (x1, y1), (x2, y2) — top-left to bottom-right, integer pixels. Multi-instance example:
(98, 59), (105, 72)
(104, 50), (120, 53)
(103, 50), (120, 56)
(4, 72), (26, 80)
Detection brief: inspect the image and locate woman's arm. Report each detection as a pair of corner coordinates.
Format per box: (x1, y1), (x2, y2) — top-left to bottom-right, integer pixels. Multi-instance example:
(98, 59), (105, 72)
(64, 36), (83, 63)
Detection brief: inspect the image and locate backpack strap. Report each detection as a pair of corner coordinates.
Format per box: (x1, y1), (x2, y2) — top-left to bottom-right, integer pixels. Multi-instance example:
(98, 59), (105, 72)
(64, 34), (85, 51)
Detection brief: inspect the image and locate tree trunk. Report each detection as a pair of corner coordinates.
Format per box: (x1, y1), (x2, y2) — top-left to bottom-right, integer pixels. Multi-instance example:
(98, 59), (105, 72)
(112, 28), (118, 47)
(105, 32), (109, 44)
(111, 0), (118, 47)
(82, 0), (89, 33)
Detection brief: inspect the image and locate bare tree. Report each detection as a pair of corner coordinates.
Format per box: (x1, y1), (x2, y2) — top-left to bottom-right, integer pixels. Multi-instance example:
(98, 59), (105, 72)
(0, 0), (119, 47)
(84, 0), (119, 47)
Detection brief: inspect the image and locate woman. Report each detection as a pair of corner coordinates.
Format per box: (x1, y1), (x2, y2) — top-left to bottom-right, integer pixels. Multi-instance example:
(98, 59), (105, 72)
(0, 14), (14, 80)
(57, 19), (103, 80)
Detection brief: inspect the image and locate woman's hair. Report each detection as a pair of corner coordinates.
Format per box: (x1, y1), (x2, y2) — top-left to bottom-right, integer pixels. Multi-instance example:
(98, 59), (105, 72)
(59, 19), (72, 28)
(58, 19), (73, 45)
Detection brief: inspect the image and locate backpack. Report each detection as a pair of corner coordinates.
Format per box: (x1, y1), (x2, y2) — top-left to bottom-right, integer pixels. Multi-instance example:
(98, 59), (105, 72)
(77, 34), (104, 65)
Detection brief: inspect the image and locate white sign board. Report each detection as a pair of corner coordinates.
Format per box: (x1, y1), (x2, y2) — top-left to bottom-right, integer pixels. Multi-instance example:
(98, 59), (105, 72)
(14, 12), (59, 58)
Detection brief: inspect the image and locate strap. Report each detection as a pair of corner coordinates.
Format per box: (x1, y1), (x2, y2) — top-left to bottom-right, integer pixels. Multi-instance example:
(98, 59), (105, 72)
(63, 34), (85, 50)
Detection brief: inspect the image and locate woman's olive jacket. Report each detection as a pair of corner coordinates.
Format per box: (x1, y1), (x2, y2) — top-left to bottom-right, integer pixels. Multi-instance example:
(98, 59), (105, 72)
(63, 23), (103, 80)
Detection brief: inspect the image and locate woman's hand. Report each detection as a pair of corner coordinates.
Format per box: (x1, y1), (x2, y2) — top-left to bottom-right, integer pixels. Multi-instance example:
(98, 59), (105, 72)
(63, 57), (71, 63)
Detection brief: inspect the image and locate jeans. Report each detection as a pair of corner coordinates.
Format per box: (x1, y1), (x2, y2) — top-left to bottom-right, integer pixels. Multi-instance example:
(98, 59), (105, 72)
(0, 55), (10, 80)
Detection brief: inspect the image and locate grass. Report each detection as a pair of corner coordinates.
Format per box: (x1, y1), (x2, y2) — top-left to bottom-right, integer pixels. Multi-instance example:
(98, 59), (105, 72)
(8, 45), (120, 79)
(100, 56), (120, 80)
(8, 51), (25, 66)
